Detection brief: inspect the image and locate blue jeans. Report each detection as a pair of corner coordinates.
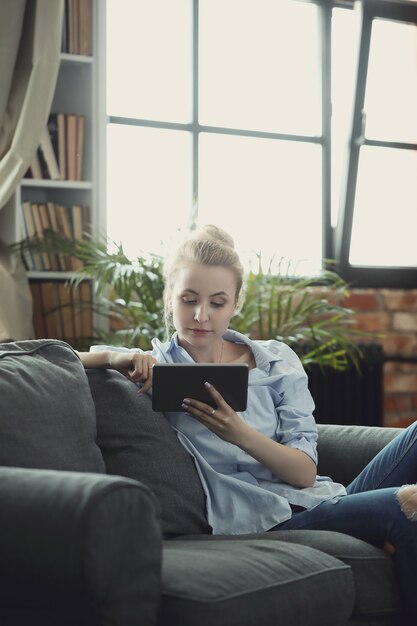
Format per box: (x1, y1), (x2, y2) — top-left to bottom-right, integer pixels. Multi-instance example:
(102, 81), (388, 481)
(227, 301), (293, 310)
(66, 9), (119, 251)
(276, 421), (417, 621)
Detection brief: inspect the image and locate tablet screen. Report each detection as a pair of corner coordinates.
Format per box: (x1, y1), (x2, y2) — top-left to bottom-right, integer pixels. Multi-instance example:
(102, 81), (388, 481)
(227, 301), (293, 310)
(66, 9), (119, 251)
(151, 363), (249, 412)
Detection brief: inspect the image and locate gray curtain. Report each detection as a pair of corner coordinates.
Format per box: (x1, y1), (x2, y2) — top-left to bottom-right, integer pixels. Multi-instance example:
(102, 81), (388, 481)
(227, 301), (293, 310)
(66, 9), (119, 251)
(0, 0), (64, 211)
(0, 0), (64, 340)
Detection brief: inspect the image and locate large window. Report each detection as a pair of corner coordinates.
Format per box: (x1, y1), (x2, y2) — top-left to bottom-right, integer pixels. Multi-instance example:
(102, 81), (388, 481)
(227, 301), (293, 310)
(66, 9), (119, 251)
(104, 0), (417, 285)
(335, 0), (417, 287)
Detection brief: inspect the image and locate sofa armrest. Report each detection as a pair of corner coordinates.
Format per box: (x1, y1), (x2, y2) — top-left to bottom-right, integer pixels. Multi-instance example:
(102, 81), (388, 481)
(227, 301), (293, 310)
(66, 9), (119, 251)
(0, 467), (161, 626)
(317, 423), (403, 487)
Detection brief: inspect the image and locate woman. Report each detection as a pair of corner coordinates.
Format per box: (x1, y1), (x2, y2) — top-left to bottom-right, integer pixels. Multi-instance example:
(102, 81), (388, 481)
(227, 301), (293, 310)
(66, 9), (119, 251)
(79, 224), (417, 620)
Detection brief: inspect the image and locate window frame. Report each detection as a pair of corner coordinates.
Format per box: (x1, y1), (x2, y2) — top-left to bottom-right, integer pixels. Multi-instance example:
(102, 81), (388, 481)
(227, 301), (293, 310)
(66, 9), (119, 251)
(101, 0), (417, 287)
(334, 0), (417, 288)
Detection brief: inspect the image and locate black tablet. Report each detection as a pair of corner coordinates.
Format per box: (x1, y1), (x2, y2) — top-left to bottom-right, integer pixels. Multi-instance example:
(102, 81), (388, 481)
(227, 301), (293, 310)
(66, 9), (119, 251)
(151, 363), (249, 412)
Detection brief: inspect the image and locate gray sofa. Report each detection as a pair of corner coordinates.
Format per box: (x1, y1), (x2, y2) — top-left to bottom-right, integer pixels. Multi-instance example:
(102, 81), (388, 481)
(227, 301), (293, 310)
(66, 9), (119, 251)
(0, 339), (407, 625)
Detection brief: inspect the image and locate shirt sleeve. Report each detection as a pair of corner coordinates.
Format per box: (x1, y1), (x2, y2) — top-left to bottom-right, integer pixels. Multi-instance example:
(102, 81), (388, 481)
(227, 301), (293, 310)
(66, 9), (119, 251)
(89, 345), (144, 354)
(271, 345), (318, 464)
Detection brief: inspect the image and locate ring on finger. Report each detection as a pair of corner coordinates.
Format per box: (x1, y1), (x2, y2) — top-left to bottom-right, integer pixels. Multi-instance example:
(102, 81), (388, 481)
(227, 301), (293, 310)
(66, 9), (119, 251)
(210, 408), (216, 416)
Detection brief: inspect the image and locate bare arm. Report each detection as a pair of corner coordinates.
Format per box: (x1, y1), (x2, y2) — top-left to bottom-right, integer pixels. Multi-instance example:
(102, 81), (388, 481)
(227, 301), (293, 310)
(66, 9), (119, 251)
(78, 351), (112, 369)
(236, 426), (317, 488)
(78, 350), (158, 394)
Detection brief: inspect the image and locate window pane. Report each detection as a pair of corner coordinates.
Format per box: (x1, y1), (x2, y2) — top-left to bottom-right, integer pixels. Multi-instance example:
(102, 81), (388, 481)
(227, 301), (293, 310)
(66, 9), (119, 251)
(365, 19), (417, 143)
(350, 147), (417, 267)
(198, 133), (322, 274)
(331, 7), (358, 227)
(106, 0), (192, 122)
(107, 125), (192, 259)
(199, 0), (321, 135)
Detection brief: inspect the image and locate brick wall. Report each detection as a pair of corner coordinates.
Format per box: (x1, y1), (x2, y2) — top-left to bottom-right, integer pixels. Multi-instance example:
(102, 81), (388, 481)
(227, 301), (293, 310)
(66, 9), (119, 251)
(342, 289), (417, 428)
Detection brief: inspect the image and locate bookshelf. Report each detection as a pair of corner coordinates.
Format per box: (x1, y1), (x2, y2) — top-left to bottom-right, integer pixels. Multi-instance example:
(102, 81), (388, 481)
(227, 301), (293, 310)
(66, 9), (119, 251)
(0, 0), (99, 349)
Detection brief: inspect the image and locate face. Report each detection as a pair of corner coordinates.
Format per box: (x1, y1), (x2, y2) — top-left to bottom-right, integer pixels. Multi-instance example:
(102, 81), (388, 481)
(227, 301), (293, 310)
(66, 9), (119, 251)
(168, 263), (238, 351)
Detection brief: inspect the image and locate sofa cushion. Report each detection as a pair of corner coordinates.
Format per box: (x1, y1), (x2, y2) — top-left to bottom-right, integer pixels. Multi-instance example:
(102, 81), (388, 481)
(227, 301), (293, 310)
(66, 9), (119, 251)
(86, 368), (211, 538)
(0, 339), (105, 473)
(160, 539), (355, 626)
(178, 529), (400, 619)
(265, 530), (400, 618)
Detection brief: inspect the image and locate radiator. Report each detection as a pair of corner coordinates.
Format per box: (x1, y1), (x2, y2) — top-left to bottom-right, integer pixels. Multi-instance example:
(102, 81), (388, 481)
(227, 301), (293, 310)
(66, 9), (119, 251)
(306, 343), (384, 427)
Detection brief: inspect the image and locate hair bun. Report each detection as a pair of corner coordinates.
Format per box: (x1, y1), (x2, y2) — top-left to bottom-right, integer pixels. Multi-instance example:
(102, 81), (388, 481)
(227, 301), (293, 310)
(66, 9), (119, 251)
(193, 224), (235, 250)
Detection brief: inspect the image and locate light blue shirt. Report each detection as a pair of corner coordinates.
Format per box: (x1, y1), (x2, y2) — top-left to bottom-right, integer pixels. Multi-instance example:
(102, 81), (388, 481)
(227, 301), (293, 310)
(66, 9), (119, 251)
(91, 330), (346, 534)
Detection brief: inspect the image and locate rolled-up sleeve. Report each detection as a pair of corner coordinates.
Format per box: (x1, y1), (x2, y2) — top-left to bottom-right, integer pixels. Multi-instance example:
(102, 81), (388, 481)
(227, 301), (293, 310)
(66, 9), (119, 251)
(272, 353), (318, 465)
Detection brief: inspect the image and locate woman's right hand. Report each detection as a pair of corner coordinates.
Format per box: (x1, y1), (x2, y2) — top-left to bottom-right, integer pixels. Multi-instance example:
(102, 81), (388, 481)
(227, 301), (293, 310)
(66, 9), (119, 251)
(108, 352), (158, 393)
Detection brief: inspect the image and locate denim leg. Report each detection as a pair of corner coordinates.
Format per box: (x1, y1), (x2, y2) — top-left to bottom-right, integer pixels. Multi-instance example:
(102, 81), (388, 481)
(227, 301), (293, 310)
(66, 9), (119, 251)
(277, 487), (417, 620)
(347, 420), (417, 494)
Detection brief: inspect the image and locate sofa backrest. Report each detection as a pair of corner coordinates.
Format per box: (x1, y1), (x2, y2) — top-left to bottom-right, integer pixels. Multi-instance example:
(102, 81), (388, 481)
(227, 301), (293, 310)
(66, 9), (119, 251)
(86, 368), (212, 538)
(317, 423), (402, 487)
(0, 339), (105, 474)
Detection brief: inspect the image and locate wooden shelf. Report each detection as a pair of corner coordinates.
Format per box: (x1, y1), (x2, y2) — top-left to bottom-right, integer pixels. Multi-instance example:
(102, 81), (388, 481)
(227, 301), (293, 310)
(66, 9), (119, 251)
(21, 179), (93, 190)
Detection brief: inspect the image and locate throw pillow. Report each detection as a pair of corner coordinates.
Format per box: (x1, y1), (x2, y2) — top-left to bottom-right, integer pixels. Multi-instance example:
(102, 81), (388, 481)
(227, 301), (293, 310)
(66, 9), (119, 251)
(86, 368), (211, 538)
(0, 339), (105, 473)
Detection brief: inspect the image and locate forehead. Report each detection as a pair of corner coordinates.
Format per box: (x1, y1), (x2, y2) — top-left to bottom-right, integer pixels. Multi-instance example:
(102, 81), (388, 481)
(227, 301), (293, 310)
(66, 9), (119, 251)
(173, 263), (237, 296)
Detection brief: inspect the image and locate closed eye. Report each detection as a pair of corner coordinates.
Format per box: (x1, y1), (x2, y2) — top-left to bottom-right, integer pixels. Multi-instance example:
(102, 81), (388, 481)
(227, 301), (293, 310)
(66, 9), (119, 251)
(182, 298), (197, 305)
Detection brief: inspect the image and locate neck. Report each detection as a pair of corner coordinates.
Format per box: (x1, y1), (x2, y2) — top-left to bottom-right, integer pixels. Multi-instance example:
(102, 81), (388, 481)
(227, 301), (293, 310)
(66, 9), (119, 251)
(179, 338), (225, 363)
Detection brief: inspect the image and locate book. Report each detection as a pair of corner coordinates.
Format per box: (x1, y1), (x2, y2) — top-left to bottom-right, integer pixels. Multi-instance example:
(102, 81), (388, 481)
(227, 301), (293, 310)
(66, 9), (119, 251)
(30, 203), (51, 270)
(19, 202), (36, 270)
(61, 0), (69, 53)
(55, 204), (75, 270)
(78, 0), (92, 56)
(56, 113), (66, 179)
(48, 114), (66, 180)
(58, 282), (77, 340)
(46, 202), (67, 271)
(66, 114), (78, 180)
(38, 203), (59, 270)
(40, 282), (63, 337)
(75, 115), (85, 180)
(79, 280), (93, 339)
(68, 0), (79, 54)
(29, 282), (48, 338)
(82, 204), (91, 235)
(71, 204), (85, 270)
(39, 126), (61, 180)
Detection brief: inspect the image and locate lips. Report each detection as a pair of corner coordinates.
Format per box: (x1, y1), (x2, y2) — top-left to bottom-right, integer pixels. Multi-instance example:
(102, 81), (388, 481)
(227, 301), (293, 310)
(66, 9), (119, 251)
(189, 329), (212, 335)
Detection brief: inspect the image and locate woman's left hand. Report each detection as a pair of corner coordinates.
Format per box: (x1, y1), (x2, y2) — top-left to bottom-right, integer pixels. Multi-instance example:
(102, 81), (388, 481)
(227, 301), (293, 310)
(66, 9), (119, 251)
(182, 382), (249, 446)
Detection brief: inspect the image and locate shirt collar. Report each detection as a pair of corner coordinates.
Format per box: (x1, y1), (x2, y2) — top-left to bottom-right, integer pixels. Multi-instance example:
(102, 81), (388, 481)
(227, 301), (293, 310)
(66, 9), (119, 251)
(223, 329), (282, 373)
(166, 329), (283, 373)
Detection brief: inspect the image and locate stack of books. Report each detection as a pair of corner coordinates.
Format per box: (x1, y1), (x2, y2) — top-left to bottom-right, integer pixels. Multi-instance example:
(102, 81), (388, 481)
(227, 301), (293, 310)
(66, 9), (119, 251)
(20, 201), (90, 272)
(27, 113), (85, 182)
(62, 0), (92, 56)
(30, 279), (93, 349)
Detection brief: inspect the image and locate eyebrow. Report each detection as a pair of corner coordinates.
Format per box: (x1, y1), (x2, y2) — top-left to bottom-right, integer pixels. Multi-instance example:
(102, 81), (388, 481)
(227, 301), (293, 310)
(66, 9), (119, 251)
(182, 289), (229, 298)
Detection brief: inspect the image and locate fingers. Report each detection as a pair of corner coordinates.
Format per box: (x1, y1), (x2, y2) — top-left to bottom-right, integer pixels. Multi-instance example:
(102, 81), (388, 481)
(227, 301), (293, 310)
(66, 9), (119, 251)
(203, 381), (228, 410)
(182, 397), (217, 419)
(182, 382), (229, 419)
(181, 400), (220, 434)
(132, 357), (149, 381)
(139, 374), (153, 395)
(182, 384), (234, 431)
(133, 356), (158, 394)
(128, 355), (156, 381)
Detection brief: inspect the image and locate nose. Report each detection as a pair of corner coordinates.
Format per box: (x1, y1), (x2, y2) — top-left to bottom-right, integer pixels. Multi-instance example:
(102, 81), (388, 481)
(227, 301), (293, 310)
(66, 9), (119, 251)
(194, 303), (209, 324)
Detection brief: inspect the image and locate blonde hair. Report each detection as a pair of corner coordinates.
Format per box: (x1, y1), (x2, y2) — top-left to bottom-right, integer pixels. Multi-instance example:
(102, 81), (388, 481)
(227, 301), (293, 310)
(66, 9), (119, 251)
(163, 224), (245, 336)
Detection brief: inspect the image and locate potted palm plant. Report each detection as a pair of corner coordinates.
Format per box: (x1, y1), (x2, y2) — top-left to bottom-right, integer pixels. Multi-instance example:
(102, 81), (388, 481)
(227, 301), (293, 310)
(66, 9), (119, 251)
(231, 255), (367, 371)
(15, 232), (370, 368)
